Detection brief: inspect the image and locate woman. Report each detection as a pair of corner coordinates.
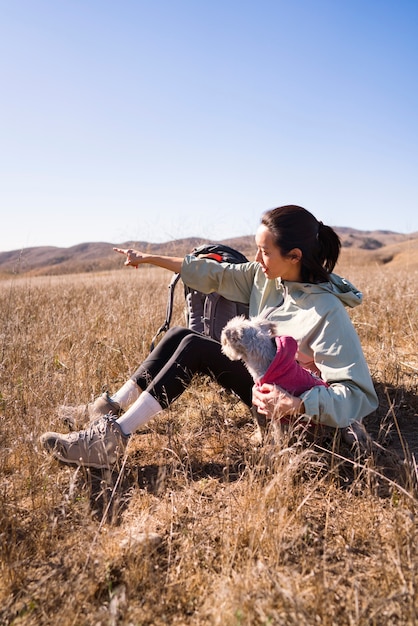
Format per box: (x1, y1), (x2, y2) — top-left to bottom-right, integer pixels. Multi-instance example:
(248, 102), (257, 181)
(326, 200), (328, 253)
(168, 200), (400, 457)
(40, 205), (378, 469)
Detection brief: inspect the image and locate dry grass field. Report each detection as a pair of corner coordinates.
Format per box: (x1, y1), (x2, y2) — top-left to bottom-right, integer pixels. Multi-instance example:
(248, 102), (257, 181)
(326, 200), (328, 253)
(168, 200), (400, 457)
(1, 253), (418, 625)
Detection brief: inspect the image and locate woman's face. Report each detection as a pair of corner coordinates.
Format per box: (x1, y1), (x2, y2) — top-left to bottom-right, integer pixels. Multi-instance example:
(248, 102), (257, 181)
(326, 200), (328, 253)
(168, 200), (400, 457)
(255, 224), (302, 281)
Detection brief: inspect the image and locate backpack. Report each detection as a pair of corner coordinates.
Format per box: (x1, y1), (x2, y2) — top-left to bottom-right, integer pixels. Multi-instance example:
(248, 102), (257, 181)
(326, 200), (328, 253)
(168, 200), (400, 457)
(150, 243), (250, 351)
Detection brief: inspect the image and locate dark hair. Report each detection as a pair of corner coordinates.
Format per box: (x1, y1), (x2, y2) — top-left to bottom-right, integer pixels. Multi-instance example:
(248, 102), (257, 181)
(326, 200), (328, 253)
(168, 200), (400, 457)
(261, 205), (341, 283)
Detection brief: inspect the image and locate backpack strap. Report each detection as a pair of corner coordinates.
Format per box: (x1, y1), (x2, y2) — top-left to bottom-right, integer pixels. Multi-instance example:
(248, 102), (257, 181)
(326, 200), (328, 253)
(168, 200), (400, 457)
(149, 272), (181, 352)
(185, 289), (206, 334)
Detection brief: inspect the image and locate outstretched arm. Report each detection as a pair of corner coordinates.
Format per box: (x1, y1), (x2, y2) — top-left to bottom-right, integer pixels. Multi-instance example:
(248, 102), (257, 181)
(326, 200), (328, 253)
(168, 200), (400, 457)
(113, 248), (183, 273)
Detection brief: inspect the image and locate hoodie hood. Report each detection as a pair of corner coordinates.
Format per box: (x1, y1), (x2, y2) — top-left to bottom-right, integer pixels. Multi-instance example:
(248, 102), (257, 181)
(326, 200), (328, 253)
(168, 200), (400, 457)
(327, 274), (363, 307)
(277, 273), (363, 309)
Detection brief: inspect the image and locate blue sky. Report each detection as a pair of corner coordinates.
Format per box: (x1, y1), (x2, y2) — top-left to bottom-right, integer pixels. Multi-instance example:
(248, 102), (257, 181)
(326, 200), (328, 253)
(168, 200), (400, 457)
(1, 0), (417, 252)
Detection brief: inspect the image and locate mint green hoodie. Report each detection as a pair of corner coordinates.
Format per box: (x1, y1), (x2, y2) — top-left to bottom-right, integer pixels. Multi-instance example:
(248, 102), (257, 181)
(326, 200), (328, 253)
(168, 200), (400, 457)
(181, 255), (378, 428)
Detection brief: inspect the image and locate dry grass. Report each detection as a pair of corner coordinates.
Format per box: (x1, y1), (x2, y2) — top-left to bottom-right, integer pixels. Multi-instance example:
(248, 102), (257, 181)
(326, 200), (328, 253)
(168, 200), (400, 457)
(1, 260), (418, 625)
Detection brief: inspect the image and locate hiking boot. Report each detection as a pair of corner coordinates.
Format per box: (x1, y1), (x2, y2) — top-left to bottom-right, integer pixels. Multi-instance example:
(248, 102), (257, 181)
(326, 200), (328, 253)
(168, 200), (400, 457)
(40, 416), (129, 469)
(59, 392), (122, 430)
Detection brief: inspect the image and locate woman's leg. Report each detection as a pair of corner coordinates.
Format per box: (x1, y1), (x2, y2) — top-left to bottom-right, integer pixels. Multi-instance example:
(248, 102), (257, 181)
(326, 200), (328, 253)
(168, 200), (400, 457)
(116, 327), (253, 434)
(131, 326), (254, 408)
(130, 326), (203, 391)
(40, 327), (253, 468)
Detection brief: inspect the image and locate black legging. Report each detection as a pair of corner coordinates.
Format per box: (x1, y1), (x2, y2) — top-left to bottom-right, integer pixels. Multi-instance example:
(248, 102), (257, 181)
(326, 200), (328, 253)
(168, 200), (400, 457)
(130, 326), (253, 409)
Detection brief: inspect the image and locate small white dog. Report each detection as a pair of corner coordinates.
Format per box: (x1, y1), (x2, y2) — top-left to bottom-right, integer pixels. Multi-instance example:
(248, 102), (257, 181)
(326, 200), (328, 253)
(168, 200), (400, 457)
(221, 315), (328, 397)
(221, 315), (278, 382)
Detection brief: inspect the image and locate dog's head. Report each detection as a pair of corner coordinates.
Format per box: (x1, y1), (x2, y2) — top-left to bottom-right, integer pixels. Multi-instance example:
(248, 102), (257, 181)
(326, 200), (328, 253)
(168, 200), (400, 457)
(221, 315), (277, 362)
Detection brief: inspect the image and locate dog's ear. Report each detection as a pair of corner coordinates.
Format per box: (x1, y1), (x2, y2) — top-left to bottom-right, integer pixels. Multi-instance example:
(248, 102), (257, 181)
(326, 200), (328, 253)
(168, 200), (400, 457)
(221, 324), (246, 361)
(229, 326), (243, 344)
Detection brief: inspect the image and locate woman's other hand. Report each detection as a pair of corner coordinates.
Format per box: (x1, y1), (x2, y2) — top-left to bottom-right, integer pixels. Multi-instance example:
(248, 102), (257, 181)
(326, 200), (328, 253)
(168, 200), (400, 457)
(252, 383), (304, 419)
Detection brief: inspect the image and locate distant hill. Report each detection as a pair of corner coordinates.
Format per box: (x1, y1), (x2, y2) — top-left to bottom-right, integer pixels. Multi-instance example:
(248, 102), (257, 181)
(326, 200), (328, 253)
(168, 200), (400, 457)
(1, 228), (417, 277)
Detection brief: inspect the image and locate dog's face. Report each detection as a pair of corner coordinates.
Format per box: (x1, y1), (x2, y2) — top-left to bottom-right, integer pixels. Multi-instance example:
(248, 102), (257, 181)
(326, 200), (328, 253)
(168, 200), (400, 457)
(221, 316), (277, 361)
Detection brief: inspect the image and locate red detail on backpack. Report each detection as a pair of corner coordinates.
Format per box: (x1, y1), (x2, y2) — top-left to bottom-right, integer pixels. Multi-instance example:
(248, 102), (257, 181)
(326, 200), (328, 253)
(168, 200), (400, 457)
(203, 253), (223, 262)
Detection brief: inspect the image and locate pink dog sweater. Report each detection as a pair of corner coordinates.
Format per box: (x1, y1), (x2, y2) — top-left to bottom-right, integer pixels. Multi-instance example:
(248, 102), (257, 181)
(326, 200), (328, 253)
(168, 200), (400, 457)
(257, 335), (328, 395)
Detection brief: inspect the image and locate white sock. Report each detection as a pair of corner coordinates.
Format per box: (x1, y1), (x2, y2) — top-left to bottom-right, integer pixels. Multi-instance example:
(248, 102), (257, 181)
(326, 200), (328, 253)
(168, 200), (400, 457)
(116, 391), (162, 435)
(111, 379), (141, 410)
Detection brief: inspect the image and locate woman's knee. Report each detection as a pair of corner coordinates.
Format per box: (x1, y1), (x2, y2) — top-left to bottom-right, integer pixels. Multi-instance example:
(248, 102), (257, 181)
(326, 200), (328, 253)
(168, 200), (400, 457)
(165, 326), (192, 339)
(159, 326), (197, 349)
(149, 326), (194, 357)
(130, 327), (195, 389)
(177, 332), (220, 357)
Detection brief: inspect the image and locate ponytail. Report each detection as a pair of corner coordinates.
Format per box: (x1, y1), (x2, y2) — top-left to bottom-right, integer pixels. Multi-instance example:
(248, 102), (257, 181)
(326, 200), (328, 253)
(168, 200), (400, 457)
(316, 222), (341, 276)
